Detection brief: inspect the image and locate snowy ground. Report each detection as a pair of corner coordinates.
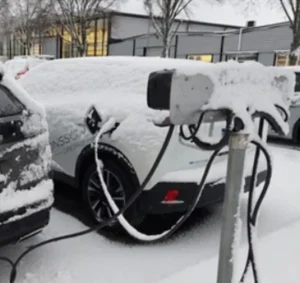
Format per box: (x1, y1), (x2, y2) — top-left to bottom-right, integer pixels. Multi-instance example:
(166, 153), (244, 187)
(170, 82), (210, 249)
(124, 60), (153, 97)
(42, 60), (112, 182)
(0, 145), (299, 283)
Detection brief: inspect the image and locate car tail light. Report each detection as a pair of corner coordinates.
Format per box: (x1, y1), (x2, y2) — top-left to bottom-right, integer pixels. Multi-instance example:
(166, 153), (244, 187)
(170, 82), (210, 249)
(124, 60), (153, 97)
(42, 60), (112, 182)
(163, 190), (179, 202)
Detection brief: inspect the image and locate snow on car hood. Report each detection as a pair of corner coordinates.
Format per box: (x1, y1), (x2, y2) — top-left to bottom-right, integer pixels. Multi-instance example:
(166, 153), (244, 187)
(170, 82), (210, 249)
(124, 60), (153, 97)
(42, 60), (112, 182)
(19, 57), (205, 119)
(19, 57), (207, 150)
(19, 57), (294, 150)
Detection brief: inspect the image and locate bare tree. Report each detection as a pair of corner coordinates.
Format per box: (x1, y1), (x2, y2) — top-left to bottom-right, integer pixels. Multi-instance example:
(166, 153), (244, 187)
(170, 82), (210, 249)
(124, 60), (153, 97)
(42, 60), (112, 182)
(144, 0), (194, 58)
(232, 0), (300, 65)
(6, 0), (51, 55)
(51, 0), (121, 57)
(143, 0), (223, 58)
(275, 0), (300, 65)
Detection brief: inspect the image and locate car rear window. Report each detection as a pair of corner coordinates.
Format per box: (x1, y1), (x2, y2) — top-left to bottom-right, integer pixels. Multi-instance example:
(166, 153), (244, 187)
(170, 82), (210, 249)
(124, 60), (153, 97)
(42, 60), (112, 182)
(0, 86), (24, 117)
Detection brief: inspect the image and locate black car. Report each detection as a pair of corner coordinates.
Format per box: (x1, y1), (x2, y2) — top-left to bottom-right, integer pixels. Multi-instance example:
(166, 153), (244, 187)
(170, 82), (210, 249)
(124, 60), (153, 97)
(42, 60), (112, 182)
(0, 69), (53, 247)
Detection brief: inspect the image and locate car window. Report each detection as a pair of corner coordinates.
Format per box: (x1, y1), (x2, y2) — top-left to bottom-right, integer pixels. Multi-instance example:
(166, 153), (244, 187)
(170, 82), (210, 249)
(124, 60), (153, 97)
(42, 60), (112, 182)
(0, 86), (24, 117)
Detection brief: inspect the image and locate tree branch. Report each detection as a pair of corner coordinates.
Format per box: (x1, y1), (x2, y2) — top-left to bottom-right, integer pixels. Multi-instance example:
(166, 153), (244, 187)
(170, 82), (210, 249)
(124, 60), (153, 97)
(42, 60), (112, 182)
(279, 0), (294, 25)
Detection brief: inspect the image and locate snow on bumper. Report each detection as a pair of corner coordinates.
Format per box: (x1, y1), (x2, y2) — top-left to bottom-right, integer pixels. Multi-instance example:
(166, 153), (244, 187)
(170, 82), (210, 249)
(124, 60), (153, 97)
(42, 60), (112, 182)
(0, 131), (54, 225)
(0, 179), (53, 224)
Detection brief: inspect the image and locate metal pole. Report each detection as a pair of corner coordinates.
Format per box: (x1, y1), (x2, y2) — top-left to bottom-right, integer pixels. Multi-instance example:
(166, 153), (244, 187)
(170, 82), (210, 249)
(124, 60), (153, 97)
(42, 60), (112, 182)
(216, 132), (248, 283)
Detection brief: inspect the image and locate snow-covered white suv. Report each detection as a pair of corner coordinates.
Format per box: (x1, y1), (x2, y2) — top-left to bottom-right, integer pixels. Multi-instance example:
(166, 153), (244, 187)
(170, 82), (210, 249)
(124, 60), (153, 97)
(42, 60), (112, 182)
(19, 57), (267, 229)
(0, 64), (53, 246)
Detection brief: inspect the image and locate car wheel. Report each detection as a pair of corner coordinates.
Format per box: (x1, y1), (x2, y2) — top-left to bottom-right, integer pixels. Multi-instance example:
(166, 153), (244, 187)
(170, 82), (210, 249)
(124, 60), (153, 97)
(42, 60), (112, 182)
(81, 160), (144, 231)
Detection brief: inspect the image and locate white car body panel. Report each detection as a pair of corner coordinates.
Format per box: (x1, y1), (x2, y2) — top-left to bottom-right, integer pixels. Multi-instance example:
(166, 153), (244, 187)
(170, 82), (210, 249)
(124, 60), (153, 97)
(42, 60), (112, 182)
(19, 57), (268, 192)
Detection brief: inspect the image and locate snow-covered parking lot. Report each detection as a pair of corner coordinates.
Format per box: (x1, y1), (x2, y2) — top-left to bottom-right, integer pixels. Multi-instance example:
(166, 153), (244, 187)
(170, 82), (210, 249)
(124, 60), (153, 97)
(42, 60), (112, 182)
(0, 144), (299, 283)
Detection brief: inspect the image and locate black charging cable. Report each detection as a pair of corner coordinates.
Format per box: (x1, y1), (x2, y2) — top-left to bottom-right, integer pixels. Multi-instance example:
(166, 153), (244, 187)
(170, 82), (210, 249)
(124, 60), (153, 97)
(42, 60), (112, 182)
(0, 109), (232, 283)
(239, 105), (288, 283)
(0, 106), (287, 283)
(181, 108), (288, 283)
(0, 126), (175, 283)
(180, 109), (233, 151)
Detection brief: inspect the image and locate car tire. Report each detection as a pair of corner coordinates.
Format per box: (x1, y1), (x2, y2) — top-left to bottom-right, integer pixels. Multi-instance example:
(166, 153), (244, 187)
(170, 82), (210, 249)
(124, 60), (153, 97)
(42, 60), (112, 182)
(81, 159), (145, 232)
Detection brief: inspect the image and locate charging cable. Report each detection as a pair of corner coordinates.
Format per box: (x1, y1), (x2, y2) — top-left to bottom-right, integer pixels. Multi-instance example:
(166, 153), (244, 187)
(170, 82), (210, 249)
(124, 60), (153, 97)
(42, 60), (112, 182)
(0, 107), (286, 283)
(94, 116), (228, 242)
(93, 110), (284, 283)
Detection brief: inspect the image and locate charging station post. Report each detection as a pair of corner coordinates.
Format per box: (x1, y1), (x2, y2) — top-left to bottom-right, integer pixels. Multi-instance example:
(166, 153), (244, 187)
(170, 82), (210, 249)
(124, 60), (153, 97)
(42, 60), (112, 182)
(216, 132), (248, 283)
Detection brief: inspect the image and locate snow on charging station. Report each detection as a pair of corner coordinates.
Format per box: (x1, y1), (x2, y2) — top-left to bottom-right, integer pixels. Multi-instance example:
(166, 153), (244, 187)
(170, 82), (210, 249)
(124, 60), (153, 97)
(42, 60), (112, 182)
(147, 60), (295, 283)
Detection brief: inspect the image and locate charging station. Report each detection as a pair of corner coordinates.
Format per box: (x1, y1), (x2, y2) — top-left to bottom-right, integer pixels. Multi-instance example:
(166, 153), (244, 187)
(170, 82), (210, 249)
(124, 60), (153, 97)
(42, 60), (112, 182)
(145, 61), (294, 282)
(1, 61), (295, 283)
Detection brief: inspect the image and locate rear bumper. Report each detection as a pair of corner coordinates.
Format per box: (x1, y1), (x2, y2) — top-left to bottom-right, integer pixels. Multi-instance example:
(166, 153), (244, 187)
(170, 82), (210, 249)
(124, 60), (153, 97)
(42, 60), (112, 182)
(0, 179), (54, 247)
(0, 208), (50, 247)
(138, 170), (267, 215)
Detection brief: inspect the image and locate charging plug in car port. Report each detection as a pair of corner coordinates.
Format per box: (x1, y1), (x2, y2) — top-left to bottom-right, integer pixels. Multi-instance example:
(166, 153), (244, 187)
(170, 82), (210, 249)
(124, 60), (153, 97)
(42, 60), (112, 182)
(85, 106), (119, 136)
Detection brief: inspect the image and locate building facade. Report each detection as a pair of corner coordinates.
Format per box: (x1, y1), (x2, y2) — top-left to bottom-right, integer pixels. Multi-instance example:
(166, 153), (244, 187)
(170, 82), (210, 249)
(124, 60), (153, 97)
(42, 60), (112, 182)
(0, 11), (296, 68)
(109, 21), (296, 67)
(0, 12), (238, 60)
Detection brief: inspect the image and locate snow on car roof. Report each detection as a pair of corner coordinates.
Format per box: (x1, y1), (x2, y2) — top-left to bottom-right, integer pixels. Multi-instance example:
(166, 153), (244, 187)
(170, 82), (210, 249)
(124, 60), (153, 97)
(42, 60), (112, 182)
(20, 57), (209, 163)
(20, 57), (294, 135)
(20, 56), (207, 120)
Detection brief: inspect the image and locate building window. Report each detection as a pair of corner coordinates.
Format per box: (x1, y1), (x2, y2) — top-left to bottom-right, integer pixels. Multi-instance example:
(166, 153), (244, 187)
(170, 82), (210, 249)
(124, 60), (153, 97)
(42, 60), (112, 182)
(62, 28), (72, 58)
(274, 52), (289, 66)
(274, 52), (300, 66)
(226, 53), (258, 62)
(95, 29), (108, 56)
(61, 18), (108, 58)
(31, 43), (41, 55)
(187, 54), (213, 62)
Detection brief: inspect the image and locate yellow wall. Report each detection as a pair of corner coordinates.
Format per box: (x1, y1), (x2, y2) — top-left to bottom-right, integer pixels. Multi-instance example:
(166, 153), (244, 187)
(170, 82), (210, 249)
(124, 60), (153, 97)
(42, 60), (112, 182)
(61, 21), (108, 57)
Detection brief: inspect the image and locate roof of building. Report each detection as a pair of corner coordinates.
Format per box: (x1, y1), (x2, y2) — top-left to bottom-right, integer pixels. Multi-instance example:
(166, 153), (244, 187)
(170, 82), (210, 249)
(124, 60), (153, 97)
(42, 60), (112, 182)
(110, 21), (290, 43)
(111, 11), (241, 29)
(114, 0), (288, 27)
